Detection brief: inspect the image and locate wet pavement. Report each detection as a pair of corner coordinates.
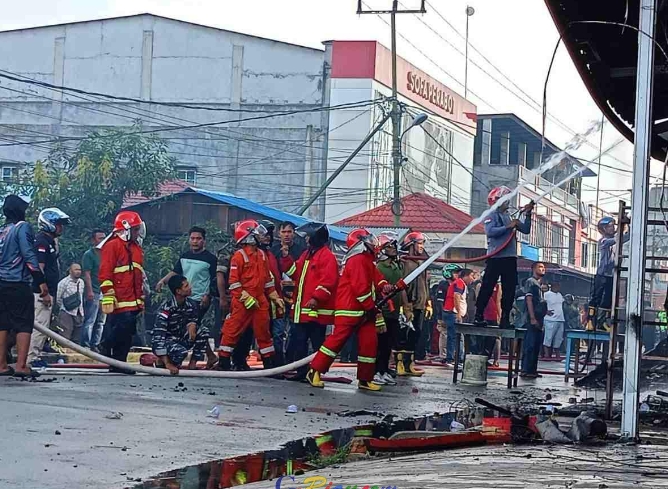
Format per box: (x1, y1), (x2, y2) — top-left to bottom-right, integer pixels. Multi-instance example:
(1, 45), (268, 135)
(0, 361), (649, 488)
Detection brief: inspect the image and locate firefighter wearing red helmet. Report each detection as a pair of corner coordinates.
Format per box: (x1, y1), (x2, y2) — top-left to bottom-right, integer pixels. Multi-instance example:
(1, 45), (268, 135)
(473, 186), (534, 330)
(98, 211), (146, 371)
(307, 228), (392, 391)
(217, 219), (285, 370)
(398, 230), (427, 376)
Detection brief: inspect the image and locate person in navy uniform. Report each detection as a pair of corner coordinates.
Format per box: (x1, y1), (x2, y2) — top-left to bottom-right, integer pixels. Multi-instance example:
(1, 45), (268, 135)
(152, 274), (215, 374)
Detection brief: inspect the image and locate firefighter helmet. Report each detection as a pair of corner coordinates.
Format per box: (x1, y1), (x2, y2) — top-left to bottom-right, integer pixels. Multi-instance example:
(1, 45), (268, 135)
(442, 263), (462, 280)
(487, 186), (513, 206)
(38, 207), (71, 234)
(401, 231), (426, 251)
(597, 216), (616, 236)
(346, 228), (379, 254)
(234, 219), (267, 245)
(296, 222), (329, 249)
(377, 232), (399, 261)
(257, 219), (275, 248)
(113, 211), (145, 242)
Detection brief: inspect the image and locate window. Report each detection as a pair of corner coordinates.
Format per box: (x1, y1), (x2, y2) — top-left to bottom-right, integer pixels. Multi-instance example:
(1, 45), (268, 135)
(581, 242), (589, 269)
(177, 167), (197, 185)
(517, 142), (527, 167)
(1, 165), (18, 183)
(480, 119), (492, 166)
(495, 131), (510, 165)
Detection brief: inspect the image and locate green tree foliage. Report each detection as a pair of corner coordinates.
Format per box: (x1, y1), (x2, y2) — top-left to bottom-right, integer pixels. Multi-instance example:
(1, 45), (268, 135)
(9, 124), (176, 267)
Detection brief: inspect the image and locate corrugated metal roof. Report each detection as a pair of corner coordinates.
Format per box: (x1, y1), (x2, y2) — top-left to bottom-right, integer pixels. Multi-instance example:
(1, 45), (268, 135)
(123, 180), (191, 208)
(156, 187), (350, 242)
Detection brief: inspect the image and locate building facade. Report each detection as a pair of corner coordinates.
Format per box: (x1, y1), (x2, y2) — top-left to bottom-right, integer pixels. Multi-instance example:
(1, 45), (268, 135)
(0, 16), (478, 224)
(472, 113), (597, 275)
(0, 14), (330, 217)
(323, 41), (477, 222)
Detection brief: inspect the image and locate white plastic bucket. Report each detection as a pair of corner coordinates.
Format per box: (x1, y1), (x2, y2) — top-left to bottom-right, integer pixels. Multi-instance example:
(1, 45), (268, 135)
(461, 354), (488, 386)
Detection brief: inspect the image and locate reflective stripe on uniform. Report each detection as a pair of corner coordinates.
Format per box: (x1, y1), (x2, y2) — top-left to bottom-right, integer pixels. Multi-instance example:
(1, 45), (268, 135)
(116, 300), (140, 308)
(315, 285), (331, 296)
(219, 345), (234, 352)
(265, 280), (274, 288)
(259, 345), (275, 354)
(319, 345), (337, 358)
(239, 248), (249, 263)
(101, 296), (115, 305)
(335, 310), (364, 317)
(101, 280), (114, 288)
(302, 308), (334, 317)
(355, 429), (373, 437)
(229, 282), (242, 290)
(292, 260), (310, 323)
(356, 291), (373, 303)
(287, 263), (297, 276)
(358, 355), (376, 364)
(113, 262), (144, 274)
(315, 435), (333, 446)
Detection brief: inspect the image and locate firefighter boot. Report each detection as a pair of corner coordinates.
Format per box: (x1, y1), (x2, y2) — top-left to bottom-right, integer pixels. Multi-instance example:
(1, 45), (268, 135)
(405, 353), (425, 377)
(306, 368), (324, 388)
(358, 380), (382, 391)
(217, 356), (231, 371)
(396, 352), (408, 376)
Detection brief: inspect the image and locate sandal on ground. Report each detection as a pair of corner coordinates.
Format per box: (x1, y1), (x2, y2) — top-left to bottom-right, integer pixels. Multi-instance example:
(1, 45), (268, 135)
(13, 368), (41, 379)
(0, 366), (15, 376)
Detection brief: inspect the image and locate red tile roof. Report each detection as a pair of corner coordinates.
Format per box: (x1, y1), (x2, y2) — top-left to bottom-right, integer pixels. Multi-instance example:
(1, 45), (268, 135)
(335, 192), (485, 234)
(122, 180), (191, 208)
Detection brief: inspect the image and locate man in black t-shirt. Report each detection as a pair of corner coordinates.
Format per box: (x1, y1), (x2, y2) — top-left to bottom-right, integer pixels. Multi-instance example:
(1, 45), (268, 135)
(28, 207), (71, 365)
(520, 262), (547, 378)
(156, 226), (222, 321)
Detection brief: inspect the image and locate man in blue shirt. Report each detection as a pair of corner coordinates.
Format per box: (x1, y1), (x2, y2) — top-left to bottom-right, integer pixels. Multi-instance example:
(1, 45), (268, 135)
(474, 186), (533, 329)
(586, 216), (629, 330)
(0, 195), (47, 377)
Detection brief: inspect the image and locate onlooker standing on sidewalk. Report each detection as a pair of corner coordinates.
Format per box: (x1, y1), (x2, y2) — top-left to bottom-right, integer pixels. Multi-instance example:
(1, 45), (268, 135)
(520, 262), (547, 378)
(28, 207), (71, 366)
(543, 282), (565, 359)
(0, 195), (47, 378)
(156, 226), (220, 320)
(81, 229), (106, 351)
(56, 263), (85, 342)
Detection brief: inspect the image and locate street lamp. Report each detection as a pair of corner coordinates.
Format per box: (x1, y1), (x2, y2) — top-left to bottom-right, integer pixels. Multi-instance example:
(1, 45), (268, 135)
(401, 112), (429, 139)
(465, 6), (475, 99)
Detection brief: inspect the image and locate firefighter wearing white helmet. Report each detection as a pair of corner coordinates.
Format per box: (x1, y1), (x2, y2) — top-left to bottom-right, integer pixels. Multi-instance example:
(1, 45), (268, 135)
(586, 216), (629, 330)
(473, 186), (534, 330)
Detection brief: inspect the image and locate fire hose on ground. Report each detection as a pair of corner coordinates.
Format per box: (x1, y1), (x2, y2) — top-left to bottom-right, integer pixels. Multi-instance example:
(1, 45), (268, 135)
(35, 122), (614, 378)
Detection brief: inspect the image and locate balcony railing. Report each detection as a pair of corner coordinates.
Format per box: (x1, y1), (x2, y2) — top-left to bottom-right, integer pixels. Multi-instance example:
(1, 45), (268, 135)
(519, 166), (579, 213)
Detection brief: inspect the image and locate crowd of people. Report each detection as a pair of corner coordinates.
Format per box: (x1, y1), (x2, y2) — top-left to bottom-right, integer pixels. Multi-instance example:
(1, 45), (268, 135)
(0, 186), (632, 391)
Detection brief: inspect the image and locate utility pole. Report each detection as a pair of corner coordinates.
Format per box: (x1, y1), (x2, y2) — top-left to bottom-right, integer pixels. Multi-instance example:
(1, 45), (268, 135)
(464, 6), (475, 99)
(623, 0), (657, 440)
(357, 1), (426, 226)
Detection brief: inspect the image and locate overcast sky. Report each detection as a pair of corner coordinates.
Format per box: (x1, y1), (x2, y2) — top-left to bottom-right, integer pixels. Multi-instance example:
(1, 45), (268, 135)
(0, 0), (653, 209)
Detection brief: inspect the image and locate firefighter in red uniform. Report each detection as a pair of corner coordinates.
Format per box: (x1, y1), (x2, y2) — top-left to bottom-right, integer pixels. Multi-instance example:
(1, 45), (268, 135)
(307, 228), (391, 392)
(217, 220), (285, 370)
(284, 222), (338, 380)
(99, 211), (146, 373)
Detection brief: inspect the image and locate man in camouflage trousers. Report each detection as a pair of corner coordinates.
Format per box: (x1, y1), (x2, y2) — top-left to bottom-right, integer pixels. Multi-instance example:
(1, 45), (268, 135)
(152, 274), (215, 374)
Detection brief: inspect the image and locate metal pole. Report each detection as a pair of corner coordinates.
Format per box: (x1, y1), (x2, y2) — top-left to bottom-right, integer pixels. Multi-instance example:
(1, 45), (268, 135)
(622, 0), (657, 440)
(465, 13), (470, 99)
(296, 112), (392, 216)
(391, 0), (403, 226)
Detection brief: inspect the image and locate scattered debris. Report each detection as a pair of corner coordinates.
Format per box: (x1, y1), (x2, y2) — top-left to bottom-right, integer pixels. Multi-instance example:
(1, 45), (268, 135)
(54, 430), (61, 435)
(286, 405), (298, 414)
(337, 409), (384, 418)
(104, 412), (124, 420)
(207, 406), (221, 419)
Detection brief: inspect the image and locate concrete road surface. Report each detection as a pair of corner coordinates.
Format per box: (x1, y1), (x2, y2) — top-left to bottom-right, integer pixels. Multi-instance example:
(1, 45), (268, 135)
(0, 364), (605, 489)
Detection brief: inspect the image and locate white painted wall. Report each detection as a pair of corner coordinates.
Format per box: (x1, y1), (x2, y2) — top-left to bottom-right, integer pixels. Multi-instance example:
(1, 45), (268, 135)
(0, 14), (327, 215)
(325, 77), (475, 222)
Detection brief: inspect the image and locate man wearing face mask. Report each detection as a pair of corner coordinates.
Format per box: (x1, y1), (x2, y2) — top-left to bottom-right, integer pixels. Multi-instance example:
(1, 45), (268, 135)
(0, 195), (47, 378)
